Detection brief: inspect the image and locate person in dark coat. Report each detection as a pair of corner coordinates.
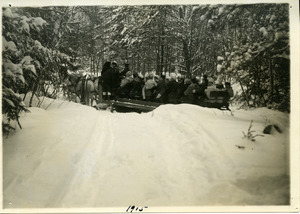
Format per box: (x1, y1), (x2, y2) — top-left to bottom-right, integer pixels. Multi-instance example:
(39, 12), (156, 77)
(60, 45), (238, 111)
(183, 77), (201, 104)
(166, 74), (179, 104)
(155, 74), (167, 103)
(202, 74), (208, 89)
(198, 75), (209, 101)
(224, 82), (234, 98)
(177, 75), (187, 103)
(129, 73), (145, 100)
(119, 63), (130, 79)
(117, 71), (134, 98)
(111, 61), (120, 94)
(101, 61), (114, 100)
(142, 73), (157, 101)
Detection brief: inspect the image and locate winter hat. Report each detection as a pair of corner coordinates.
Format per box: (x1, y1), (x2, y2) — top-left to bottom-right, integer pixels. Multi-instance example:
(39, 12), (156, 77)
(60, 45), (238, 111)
(138, 73), (144, 79)
(170, 72), (176, 80)
(126, 71), (132, 77)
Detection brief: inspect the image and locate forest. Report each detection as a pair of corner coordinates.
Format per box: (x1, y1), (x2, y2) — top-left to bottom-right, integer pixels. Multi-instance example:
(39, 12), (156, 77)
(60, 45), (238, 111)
(2, 4), (290, 134)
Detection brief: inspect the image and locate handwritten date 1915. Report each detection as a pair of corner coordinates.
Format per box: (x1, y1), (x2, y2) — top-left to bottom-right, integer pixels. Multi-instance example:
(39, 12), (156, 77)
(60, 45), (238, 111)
(126, 205), (148, 213)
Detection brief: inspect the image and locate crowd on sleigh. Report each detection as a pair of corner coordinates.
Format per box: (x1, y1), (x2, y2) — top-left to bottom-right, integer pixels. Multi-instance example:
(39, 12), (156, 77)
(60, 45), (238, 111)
(99, 61), (234, 107)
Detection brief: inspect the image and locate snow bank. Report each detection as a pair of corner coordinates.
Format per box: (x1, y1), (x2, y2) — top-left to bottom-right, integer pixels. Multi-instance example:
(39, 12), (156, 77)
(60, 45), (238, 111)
(3, 97), (290, 208)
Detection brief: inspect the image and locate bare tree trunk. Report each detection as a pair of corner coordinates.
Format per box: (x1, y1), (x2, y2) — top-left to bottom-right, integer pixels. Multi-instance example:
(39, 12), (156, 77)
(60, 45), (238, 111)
(165, 44), (169, 74)
(143, 51), (146, 74)
(269, 57), (274, 104)
(90, 57), (93, 74)
(157, 36), (161, 73)
(137, 53), (140, 72)
(160, 12), (165, 75)
(160, 43), (164, 75)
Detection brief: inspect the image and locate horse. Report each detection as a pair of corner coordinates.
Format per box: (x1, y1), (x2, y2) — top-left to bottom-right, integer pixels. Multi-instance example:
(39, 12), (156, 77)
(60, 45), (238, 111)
(64, 72), (95, 106)
(76, 76), (95, 106)
(92, 76), (103, 104)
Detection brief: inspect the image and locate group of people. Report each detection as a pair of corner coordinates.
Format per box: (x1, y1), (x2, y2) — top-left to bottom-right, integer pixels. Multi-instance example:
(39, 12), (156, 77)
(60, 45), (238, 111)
(99, 61), (234, 105)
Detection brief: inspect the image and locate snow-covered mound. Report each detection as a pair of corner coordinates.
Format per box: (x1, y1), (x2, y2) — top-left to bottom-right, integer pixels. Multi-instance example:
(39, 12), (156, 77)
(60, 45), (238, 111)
(3, 97), (290, 208)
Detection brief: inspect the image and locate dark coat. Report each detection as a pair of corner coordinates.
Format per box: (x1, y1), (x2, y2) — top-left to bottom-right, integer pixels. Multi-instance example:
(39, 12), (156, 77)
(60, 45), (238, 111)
(111, 67), (120, 90)
(177, 81), (189, 103)
(129, 77), (145, 99)
(101, 62), (114, 94)
(166, 79), (179, 104)
(155, 79), (167, 103)
(119, 64), (130, 79)
(183, 83), (201, 104)
(118, 80), (134, 98)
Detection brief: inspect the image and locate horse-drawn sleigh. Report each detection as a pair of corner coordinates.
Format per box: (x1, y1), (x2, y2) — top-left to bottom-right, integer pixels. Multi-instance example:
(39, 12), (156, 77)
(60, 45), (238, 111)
(64, 72), (232, 113)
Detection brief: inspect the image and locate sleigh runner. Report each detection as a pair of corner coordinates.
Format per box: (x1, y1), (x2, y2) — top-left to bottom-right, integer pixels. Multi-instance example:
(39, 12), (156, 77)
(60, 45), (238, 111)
(93, 98), (160, 113)
(93, 90), (231, 113)
(111, 98), (161, 113)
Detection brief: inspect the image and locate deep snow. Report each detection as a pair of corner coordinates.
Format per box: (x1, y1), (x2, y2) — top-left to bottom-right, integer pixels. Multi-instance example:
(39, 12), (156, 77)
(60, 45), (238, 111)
(3, 95), (290, 209)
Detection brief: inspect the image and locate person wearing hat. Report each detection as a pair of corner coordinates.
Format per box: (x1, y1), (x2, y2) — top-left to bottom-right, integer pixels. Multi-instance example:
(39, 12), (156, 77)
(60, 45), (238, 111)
(224, 82), (234, 98)
(101, 61), (114, 100)
(202, 74), (208, 89)
(120, 63), (130, 79)
(155, 74), (167, 103)
(183, 77), (201, 104)
(165, 73), (179, 104)
(120, 71), (133, 88)
(177, 75), (188, 103)
(142, 73), (157, 101)
(111, 61), (121, 95)
(117, 71), (134, 98)
(129, 72), (145, 100)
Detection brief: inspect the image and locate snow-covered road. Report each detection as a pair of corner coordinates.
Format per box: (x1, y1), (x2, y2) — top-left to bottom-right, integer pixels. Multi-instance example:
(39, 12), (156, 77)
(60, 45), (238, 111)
(3, 98), (290, 208)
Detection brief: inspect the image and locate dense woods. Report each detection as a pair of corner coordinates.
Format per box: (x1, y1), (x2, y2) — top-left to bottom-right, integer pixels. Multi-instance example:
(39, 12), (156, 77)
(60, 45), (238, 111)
(2, 4), (290, 134)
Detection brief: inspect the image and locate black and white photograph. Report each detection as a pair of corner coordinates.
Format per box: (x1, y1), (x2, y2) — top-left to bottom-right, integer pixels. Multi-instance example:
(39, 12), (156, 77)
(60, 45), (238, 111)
(1, 0), (299, 213)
